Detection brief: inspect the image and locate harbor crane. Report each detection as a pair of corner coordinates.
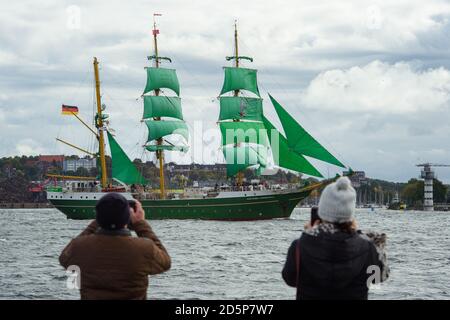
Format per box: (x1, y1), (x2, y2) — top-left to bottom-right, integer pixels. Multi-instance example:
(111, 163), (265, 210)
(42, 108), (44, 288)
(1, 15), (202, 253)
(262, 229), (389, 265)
(416, 163), (450, 211)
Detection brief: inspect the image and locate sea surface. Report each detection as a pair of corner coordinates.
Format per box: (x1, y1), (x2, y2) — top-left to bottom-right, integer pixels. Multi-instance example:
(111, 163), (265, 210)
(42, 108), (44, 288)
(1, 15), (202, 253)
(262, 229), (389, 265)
(0, 208), (449, 300)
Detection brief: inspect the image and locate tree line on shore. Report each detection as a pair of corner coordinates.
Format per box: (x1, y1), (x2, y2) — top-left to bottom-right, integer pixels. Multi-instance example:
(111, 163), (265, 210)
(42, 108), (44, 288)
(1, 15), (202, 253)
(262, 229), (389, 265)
(0, 155), (448, 207)
(0, 155), (306, 202)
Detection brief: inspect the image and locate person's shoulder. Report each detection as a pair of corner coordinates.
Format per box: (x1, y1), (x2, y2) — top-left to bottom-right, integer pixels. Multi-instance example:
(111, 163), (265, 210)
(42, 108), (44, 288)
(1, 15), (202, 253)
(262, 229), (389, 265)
(296, 232), (314, 247)
(66, 234), (98, 253)
(73, 233), (98, 243)
(301, 224), (322, 238)
(349, 231), (382, 257)
(357, 230), (385, 244)
(358, 230), (387, 253)
(128, 235), (157, 249)
(285, 237), (299, 252)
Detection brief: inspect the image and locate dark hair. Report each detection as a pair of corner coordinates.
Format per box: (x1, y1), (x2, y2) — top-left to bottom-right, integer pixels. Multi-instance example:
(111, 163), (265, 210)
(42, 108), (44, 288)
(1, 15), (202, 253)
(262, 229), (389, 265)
(333, 221), (356, 234)
(95, 193), (130, 230)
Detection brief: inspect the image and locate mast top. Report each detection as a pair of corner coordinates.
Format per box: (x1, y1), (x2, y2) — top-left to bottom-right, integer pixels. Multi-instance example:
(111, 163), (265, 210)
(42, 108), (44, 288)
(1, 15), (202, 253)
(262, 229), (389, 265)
(148, 14), (172, 66)
(234, 20), (238, 68)
(92, 56), (108, 187)
(226, 21), (253, 65)
(152, 14), (160, 68)
(153, 13), (162, 33)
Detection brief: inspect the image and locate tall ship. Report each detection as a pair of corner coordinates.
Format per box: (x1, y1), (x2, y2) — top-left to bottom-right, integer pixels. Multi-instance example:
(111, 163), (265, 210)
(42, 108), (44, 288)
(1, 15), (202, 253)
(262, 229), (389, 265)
(47, 20), (346, 220)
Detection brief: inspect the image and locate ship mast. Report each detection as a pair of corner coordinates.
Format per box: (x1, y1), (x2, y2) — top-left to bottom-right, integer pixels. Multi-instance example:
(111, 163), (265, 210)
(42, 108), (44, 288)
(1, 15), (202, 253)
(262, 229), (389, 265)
(233, 21), (244, 187)
(234, 21), (239, 69)
(93, 57), (108, 188)
(153, 19), (166, 199)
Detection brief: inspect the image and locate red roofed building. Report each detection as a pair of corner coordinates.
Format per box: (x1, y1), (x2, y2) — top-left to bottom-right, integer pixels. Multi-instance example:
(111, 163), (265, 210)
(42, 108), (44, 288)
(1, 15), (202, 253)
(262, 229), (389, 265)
(37, 155), (65, 172)
(25, 159), (38, 166)
(38, 155), (65, 163)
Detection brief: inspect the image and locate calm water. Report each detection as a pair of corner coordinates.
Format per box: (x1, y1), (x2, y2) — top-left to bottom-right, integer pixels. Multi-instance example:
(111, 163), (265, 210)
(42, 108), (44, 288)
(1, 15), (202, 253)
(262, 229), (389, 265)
(0, 208), (449, 300)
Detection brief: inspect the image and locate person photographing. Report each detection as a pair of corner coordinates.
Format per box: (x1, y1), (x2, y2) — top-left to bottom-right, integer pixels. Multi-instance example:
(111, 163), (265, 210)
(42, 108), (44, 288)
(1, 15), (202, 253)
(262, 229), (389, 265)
(59, 193), (171, 300)
(282, 176), (389, 300)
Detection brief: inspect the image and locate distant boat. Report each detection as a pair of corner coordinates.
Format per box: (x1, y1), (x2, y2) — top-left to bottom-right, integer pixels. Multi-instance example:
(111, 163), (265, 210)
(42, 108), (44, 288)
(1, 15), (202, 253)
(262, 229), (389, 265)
(387, 191), (406, 210)
(47, 21), (346, 220)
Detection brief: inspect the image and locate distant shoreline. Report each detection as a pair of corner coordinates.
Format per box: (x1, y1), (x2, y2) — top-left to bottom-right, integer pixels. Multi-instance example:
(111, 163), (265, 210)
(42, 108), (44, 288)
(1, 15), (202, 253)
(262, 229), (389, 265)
(0, 202), (53, 209)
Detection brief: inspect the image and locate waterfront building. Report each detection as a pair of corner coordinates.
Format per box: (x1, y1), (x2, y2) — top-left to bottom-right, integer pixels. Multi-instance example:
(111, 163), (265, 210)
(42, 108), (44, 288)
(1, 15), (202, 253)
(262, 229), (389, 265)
(63, 157), (96, 172)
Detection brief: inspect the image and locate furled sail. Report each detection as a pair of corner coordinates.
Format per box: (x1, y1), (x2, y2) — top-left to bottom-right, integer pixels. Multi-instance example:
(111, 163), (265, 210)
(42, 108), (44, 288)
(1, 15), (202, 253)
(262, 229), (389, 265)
(143, 67), (180, 96)
(143, 96), (183, 120)
(106, 131), (147, 185)
(219, 97), (263, 121)
(220, 67), (260, 97)
(269, 94), (345, 168)
(262, 116), (323, 178)
(145, 145), (189, 152)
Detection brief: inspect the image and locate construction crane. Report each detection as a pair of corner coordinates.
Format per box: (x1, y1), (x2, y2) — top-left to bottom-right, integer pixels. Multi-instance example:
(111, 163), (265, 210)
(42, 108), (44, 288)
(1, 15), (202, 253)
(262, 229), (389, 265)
(416, 163), (450, 211)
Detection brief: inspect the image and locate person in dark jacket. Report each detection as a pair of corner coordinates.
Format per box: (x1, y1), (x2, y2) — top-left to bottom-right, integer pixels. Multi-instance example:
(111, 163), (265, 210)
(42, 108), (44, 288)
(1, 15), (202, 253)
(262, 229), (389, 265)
(59, 193), (171, 300)
(282, 177), (389, 300)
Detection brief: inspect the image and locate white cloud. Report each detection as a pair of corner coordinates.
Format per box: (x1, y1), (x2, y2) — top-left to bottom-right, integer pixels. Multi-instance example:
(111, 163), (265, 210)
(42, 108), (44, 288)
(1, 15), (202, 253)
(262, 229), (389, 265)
(301, 60), (450, 114)
(15, 139), (45, 156)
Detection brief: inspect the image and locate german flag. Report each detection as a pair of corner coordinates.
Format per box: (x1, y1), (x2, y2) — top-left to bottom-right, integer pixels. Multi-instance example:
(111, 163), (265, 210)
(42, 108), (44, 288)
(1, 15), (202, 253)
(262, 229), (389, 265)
(61, 104), (79, 115)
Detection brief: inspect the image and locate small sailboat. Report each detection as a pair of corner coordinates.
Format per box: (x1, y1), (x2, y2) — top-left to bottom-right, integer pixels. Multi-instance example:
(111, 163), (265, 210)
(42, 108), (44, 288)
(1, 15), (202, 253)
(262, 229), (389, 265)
(47, 21), (346, 220)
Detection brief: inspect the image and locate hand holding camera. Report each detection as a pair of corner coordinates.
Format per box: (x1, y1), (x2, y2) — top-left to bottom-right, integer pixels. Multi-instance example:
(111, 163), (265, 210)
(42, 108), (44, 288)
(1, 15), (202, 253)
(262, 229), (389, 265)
(129, 200), (145, 226)
(304, 206), (321, 230)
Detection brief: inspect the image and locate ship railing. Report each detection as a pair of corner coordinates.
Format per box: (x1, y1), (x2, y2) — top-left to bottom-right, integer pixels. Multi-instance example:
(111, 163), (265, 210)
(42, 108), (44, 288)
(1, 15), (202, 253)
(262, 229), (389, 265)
(131, 192), (182, 200)
(55, 187), (102, 193)
(217, 186), (266, 192)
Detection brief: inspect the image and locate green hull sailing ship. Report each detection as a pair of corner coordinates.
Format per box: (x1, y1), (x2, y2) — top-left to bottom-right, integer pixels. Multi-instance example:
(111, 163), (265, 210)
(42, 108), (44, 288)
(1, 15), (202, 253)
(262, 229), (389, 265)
(47, 21), (346, 220)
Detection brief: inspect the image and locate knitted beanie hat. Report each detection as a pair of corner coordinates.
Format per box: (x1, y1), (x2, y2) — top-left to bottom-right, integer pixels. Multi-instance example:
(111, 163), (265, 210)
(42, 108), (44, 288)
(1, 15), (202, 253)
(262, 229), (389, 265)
(318, 176), (356, 223)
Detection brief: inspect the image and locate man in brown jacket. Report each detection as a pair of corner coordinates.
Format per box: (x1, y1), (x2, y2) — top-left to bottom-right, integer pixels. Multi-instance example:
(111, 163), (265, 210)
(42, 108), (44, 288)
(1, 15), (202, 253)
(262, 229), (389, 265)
(59, 193), (171, 299)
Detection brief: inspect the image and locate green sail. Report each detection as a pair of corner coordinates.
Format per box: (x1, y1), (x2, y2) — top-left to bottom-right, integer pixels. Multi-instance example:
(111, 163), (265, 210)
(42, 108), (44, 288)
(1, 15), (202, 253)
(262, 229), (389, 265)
(269, 94), (345, 168)
(145, 120), (189, 143)
(219, 121), (268, 147)
(145, 145), (189, 152)
(219, 97), (263, 121)
(143, 67), (180, 96)
(263, 116), (323, 178)
(220, 67), (260, 97)
(143, 96), (183, 120)
(106, 131), (147, 185)
(222, 145), (267, 177)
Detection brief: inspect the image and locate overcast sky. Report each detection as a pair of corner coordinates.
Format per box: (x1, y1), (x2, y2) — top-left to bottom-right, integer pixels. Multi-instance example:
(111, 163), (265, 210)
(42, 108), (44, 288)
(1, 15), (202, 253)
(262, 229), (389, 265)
(1, 0), (450, 182)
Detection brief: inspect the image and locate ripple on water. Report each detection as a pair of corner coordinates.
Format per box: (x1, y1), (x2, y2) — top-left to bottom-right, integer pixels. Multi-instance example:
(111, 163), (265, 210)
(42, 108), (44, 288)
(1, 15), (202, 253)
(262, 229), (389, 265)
(1, 208), (450, 299)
